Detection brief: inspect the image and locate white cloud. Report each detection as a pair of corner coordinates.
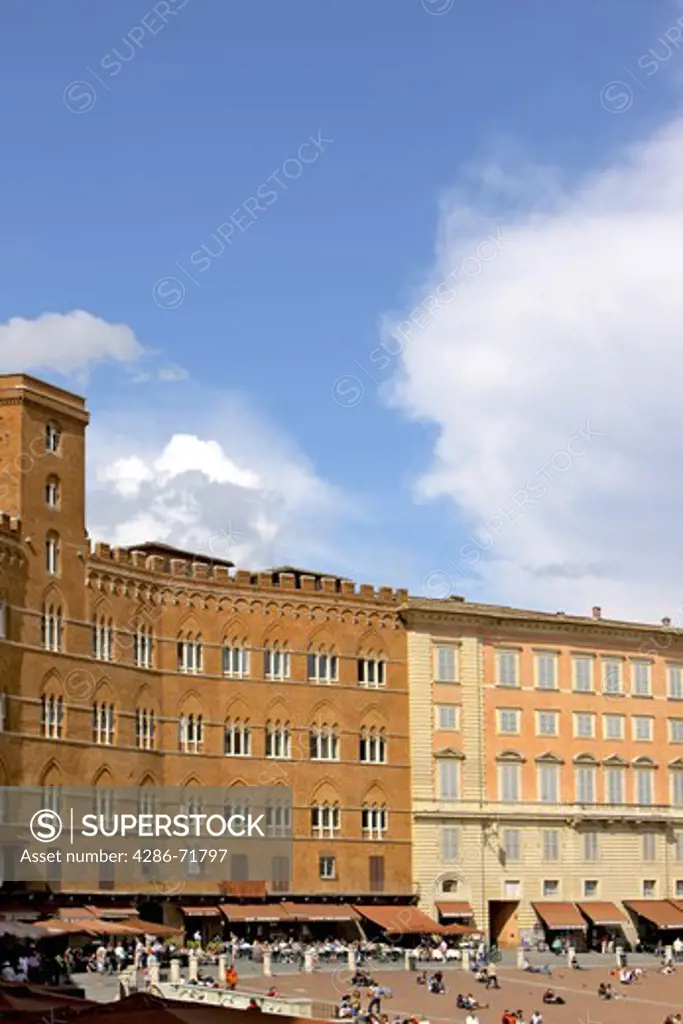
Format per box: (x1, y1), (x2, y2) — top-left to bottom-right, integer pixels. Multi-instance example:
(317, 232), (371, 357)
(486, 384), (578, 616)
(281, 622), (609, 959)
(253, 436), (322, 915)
(88, 389), (354, 571)
(0, 310), (144, 375)
(386, 115), (683, 623)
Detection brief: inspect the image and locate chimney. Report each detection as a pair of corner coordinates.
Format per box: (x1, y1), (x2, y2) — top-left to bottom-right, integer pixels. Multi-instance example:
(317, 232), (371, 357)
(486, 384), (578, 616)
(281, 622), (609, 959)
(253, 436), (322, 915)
(662, 617), (672, 627)
(592, 606), (601, 620)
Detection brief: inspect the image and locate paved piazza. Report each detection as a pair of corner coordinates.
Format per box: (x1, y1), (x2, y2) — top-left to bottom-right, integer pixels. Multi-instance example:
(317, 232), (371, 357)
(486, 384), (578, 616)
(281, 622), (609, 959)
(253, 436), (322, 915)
(243, 964), (683, 1023)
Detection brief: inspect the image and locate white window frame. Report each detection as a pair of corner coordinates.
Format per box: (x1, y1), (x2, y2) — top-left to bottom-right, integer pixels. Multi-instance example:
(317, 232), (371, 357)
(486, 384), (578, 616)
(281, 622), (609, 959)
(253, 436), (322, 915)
(537, 762), (559, 803)
(311, 805), (340, 839)
(223, 644), (249, 678)
(42, 606), (63, 652)
(669, 665), (683, 700)
(574, 712), (595, 739)
(498, 762), (521, 802)
(178, 638), (203, 674)
(438, 759), (460, 800)
(633, 716), (654, 742)
(672, 770), (683, 807)
(502, 828), (520, 862)
(309, 726), (339, 761)
(135, 708), (155, 750)
(134, 626), (153, 669)
(542, 829), (559, 862)
(632, 660), (652, 697)
(573, 656), (593, 693)
(536, 652), (558, 691)
(265, 721), (292, 759)
(319, 855), (336, 879)
(359, 727), (387, 764)
(603, 659), (622, 694)
(265, 647), (291, 680)
(41, 695), (64, 739)
(605, 766), (625, 804)
(498, 709), (520, 735)
(635, 767), (654, 805)
(307, 651), (338, 684)
(179, 713), (203, 753)
(670, 719), (683, 743)
(358, 657), (386, 688)
(603, 714), (625, 740)
(362, 806), (388, 841)
(45, 477), (60, 508)
(45, 535), (59, 575)
(497, 649), (519, 687)
(437, 705), (459, 730)
(224, 720), (252, 757)
(92, 702), (115, 745)
(93, 618), (114, 662)
(45, 422), (61, 453)
(575, 765), (597, 804)
(435, 645), (457, 682)
(543, 879), (560, 898)
(537, 710), (558, 737)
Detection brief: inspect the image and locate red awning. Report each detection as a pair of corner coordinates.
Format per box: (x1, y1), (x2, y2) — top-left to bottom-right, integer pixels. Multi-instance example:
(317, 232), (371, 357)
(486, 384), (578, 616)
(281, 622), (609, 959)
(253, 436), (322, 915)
(435, 901), (473, 919)
(280, 903), (360, 922)
(578, 902), (626, 927)
(221, 905), (287, 923)
(180, 906), (221, 918)
(355, 905), (448, 934)
(533, 902), (587, 930)
(625, 900), (683, 930)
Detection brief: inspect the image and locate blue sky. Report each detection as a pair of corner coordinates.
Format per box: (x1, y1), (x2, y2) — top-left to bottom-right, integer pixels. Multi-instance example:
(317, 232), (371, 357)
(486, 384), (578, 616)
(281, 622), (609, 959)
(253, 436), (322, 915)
(2, 0), (683, 620)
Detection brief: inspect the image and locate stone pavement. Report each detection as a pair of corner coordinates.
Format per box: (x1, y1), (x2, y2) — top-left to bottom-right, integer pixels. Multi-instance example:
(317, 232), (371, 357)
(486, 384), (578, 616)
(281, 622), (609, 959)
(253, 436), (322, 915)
(243, 963), (683, 1023)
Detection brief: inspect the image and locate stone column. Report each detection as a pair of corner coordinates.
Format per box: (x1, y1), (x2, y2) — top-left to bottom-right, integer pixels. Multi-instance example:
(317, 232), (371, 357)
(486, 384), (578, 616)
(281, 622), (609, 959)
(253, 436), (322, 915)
(347, 948), (355, 972)
(567, 947), (575, 968)
(148, 961), (160, 987)
(516, 949), (525, 970)
(616, 946), (625, 967)
(303, 950), (314, 973)
(218, 954), (227, 983)
(188, 953), (199, 982)
(170, 959), (181, 984)
(461, 949), (470, 972)
(263, 951), (272, 977)
(665, 945), (674, 965)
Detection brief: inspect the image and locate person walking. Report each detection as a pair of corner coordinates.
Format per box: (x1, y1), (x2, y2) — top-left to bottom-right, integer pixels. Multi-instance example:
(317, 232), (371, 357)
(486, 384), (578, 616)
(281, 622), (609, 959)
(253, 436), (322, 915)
(486, 960), (500, 989)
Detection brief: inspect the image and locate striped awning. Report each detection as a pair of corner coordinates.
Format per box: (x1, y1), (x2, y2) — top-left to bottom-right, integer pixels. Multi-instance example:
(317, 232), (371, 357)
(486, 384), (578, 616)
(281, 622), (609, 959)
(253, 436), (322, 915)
(533, 902), (587, 930)
(180, 906), (221, 918)
(435, 901), (473, 919)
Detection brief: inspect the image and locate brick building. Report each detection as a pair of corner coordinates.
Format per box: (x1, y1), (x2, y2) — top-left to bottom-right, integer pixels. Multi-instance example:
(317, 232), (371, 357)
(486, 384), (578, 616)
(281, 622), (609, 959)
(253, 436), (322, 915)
(0, 374), (412, 919)
(406, 596), (683, 948)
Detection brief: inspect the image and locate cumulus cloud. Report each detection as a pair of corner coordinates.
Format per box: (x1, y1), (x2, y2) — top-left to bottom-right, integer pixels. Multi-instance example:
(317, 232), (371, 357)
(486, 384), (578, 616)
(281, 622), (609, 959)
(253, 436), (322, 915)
(0, 310), (144, 375)
(87, 387), (354, 572)
(385, 115), (683, 623)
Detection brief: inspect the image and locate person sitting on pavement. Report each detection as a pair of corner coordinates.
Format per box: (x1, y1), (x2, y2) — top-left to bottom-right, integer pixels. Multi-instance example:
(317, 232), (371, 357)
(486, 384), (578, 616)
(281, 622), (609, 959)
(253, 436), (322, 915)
(542, 989), (565, 1005)
(428, 971), (445, 994)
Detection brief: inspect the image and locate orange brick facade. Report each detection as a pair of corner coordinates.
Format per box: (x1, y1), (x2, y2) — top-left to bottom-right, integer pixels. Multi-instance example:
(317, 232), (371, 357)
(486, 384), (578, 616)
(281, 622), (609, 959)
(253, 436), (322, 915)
(0, 375), (412, 901)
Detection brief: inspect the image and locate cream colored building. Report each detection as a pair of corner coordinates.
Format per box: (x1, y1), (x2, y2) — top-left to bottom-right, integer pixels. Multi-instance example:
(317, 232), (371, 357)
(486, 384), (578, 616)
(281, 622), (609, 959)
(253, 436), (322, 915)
(405, 597), (683, 949)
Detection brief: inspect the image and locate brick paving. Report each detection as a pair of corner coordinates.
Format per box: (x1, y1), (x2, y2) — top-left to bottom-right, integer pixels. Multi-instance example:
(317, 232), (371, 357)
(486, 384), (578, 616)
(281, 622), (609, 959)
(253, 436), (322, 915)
(243, 963), (683, 1023)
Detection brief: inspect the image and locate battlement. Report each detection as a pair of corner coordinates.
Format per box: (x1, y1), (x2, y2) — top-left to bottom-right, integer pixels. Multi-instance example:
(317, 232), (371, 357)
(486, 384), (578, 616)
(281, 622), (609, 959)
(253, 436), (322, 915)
(0, 511), (22, 537)
(88, 541), (407, 604)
